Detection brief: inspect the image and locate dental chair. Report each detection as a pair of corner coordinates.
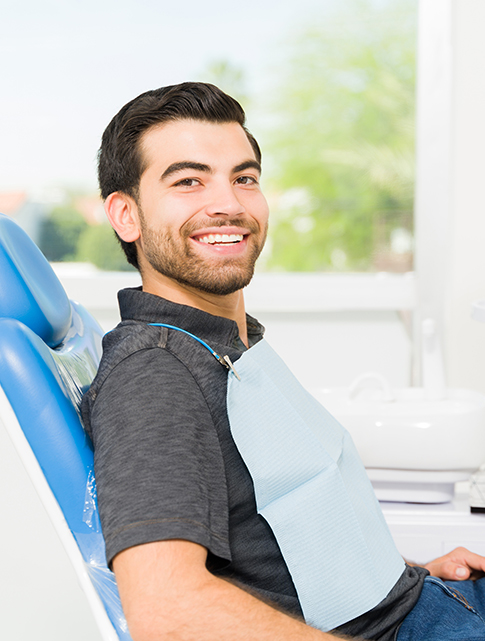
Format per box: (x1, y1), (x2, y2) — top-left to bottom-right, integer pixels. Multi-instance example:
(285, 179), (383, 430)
(0, 213), (131, 640)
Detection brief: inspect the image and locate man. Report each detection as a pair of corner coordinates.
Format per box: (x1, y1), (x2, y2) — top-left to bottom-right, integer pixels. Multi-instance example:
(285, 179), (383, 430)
(81, 82), (485, 640)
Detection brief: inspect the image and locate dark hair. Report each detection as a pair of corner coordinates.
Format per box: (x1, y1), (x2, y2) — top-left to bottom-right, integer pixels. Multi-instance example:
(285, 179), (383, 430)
(98, 82), (261, 269)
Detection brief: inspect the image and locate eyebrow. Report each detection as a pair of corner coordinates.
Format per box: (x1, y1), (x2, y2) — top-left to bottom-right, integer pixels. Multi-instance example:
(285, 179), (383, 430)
(233, 160), (262, 174)
(160, 159), (262, 181)
(161, 161), (212, 180)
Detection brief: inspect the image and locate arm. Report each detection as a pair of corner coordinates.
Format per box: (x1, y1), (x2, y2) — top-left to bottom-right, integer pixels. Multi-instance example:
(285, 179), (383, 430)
(113, 539), (361, 641)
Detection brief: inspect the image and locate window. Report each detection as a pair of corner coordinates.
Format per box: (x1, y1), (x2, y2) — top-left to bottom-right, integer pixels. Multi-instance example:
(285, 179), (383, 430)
(2, 0), (417, 274)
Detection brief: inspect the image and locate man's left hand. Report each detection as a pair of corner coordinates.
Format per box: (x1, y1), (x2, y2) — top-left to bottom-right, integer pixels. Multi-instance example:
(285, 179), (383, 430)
(424, 547), (485, 581)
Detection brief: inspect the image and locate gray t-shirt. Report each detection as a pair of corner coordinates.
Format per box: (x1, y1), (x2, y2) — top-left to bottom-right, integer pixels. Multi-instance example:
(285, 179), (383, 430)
(81, 287), (427, 640)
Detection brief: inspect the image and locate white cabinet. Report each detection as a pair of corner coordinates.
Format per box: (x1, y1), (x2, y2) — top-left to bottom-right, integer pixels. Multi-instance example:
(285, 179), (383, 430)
(382, 494), (485, 564)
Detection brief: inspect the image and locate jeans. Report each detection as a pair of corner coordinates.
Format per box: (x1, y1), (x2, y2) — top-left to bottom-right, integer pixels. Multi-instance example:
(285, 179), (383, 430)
(397, 576), (485, 640)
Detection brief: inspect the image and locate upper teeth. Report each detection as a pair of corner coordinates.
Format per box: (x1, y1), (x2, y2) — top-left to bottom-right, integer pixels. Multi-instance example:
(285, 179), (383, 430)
(197, 233), (244, 244)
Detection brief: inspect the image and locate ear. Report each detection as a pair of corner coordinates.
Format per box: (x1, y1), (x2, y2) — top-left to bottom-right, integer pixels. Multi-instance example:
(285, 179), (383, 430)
(104, 192), (141, 242)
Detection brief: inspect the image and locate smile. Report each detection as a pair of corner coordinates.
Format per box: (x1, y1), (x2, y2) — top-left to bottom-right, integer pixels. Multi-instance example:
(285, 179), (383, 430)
(196, 233), (244, 246)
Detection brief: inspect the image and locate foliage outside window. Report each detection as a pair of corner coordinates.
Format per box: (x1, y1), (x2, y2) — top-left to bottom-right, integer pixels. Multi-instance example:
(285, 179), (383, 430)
(39, 199), (134, 271)
(260, 0), (416, 273)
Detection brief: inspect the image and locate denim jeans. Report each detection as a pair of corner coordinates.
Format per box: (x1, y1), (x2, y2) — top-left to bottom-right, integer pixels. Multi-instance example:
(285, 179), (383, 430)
(397, 576), (485, 640)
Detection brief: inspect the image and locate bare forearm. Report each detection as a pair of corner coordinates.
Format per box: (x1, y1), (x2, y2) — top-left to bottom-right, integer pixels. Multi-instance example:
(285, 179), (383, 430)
(128, 573), (359, 641)
(114, 541), (362, 641)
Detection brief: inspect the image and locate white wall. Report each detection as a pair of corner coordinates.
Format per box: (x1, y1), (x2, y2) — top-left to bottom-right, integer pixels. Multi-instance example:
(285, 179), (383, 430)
(446, 0), (485, 392)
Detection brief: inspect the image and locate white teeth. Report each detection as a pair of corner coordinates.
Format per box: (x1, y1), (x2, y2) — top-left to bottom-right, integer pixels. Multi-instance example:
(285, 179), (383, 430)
(197, 233), (244, 245)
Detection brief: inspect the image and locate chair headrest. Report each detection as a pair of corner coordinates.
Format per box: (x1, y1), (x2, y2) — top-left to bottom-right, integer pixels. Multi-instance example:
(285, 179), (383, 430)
(0, 213), (72, 348)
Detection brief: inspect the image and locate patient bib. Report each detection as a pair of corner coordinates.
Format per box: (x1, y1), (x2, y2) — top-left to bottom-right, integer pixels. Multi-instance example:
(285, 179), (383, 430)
(226, 339), (404, 631)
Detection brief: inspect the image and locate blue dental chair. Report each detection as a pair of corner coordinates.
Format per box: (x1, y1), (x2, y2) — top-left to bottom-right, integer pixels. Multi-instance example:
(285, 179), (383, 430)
(0, 213), (131, 640)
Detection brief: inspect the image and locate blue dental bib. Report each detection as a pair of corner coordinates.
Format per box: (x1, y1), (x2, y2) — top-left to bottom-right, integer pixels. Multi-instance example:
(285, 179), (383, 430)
(226, 339), (404, 631)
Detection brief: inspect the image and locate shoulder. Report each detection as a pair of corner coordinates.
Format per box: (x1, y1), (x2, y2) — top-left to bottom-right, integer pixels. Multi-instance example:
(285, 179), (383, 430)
(81, 321), (206, 438)
(85, 325), (225, 486)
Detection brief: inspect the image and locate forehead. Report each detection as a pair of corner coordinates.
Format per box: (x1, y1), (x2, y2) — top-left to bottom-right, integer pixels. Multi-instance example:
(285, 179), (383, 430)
(139, 119), (257, 173)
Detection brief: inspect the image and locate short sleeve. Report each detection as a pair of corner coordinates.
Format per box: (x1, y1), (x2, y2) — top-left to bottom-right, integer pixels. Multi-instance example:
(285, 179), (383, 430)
(89, 346), (231, 566)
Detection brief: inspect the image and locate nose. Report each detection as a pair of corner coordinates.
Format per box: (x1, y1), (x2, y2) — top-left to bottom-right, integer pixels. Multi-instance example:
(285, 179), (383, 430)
(204, 180), (245, 217)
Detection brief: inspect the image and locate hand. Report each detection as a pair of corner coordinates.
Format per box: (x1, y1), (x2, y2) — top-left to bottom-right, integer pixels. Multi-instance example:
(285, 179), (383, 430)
(424, 547), (485, 581)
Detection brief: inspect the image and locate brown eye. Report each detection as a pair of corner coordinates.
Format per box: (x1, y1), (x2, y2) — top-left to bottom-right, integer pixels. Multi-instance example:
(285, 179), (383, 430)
(175, 178), (199, 187)
(236, 176), (257, 185)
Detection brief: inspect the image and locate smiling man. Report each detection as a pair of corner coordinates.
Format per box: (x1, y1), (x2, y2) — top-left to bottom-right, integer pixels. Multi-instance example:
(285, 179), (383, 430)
(81, 83), (485, 641)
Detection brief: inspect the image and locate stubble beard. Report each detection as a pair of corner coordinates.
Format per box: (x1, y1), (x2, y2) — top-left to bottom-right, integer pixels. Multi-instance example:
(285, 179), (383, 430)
(139, 214), (267, 296)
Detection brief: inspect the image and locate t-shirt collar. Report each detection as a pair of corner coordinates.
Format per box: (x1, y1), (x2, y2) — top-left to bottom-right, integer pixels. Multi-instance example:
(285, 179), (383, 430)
(117, 287), (264, 349)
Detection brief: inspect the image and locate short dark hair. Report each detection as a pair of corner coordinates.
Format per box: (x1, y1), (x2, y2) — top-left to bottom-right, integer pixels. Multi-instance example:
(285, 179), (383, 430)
(98, 82), (261, 269)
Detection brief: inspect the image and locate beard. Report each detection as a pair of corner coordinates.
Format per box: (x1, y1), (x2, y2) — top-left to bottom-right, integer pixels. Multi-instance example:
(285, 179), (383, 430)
(138, 214), (267, 296)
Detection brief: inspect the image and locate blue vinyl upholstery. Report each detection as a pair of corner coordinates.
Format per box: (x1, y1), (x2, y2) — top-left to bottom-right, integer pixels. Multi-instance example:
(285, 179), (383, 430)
(0, 213), (72, 347)
(0, 213), (131, 639)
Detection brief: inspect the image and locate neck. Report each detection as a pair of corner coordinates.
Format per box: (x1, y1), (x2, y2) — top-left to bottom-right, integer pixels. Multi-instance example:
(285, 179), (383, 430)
(141, 271), (249, 347)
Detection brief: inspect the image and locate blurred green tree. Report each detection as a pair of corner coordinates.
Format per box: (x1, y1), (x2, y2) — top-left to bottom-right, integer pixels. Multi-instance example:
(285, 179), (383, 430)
(263, 0), (416, 272)
(39, 197), (134, 271)
(39, 206), (88, 262)
(76, 224), (135, 272)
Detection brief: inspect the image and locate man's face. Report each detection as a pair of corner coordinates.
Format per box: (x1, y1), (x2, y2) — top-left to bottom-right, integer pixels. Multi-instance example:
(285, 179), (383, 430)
(134, 119), (269, 297)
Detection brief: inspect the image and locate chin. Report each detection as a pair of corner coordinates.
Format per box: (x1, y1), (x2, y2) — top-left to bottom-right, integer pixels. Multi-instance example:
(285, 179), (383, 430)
(177, 266), (256, 297)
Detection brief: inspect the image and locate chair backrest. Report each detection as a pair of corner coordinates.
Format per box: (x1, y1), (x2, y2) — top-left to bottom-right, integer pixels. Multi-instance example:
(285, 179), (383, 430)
(0, 213), (131, 640)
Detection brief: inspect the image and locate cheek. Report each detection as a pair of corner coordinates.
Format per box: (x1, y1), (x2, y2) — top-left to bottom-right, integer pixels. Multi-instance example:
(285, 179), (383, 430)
(241, 189), (268, 211)
(164, 194), (208, 223)
(252, 195), (270, 225)
(143, 203), (194, 238)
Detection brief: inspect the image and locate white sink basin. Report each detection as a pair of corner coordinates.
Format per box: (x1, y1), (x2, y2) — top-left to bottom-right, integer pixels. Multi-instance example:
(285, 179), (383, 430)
(311, 387), (485, 472)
